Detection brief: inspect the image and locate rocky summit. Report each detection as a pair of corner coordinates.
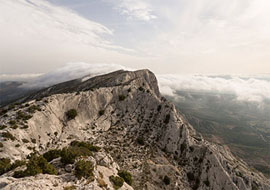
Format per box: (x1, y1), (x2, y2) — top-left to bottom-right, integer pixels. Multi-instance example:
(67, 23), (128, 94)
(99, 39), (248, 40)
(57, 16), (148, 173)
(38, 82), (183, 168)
(0, 69), (269, 190)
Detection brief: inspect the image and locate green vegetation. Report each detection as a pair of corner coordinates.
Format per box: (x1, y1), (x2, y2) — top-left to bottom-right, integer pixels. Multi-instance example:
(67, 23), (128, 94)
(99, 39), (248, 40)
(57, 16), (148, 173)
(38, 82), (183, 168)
(60, 146), (92, 165)
(70, 141), (100, 152)
(136, 137), (144, 145)
(26, 105), (40, 113)
(138, 87), (144, 91)
(118, 95), (126, 101)
(0, 125), (7, 130)
(8, 120), (16, 125)
(43, 149), (61, 162)
(163, 175), (170, 185)
(118, 170), (132, 185)
(74, 160), (94, 179)
(0, 158), (25, 176)
(109, 176), (124, 189)
(99, 110), (105, 116)
(203, 179), (210, 187)
(164, 114), (170, 124)
(13, 155), (57, 178)
(2, 131), (16, 141)
(66, 109), (78, 120)
(16, 111), (32, 121)
(22, 138), (29, 143)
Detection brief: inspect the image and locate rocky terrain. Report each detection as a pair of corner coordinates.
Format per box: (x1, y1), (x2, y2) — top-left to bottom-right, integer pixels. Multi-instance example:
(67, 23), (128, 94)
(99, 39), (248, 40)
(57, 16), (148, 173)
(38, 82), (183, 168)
(0, 69), (269, 190)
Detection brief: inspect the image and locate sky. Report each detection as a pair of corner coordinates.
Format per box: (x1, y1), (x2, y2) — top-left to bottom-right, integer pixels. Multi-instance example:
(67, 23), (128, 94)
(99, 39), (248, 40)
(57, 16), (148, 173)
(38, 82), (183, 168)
(0, 0), (270, 75)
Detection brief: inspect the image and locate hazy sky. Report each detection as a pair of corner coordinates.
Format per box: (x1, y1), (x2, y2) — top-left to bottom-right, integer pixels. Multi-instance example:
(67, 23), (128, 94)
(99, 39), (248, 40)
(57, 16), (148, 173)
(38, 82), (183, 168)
(0, 0), (270, 75)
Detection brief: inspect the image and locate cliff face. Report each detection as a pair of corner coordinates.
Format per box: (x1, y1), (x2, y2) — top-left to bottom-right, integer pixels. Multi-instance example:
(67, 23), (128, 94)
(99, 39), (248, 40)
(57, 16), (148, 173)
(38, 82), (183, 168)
(0, 70), (269, 190)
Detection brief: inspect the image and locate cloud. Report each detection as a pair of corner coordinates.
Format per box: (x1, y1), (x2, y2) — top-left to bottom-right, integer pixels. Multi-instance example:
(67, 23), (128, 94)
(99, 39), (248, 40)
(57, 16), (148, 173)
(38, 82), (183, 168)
(0, 73), (43, 82)
(157, 74), (270, 103)
(0, 0), (139, 74)
(114, 0), (156, 21)
(21, 62), (131, 88)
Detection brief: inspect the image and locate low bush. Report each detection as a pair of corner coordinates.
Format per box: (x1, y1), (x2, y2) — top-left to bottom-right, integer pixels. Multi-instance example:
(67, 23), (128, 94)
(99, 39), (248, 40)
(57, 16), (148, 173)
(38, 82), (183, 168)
(66, 109), (78, 120)
(109, 175), (124, 189)
(60, 146), (92, 165)
(22, 139), (29, 143)
(26, 105), (40, 114)
(118, 95), (126, 101)
(118, 170), (132, 185)
(164, 114), (170, 124)
(0, 158), (25, 176)
(9, 120), (16, 125)
(0, 142), (3, 148)
(43, 149), (61, 162)
(2, 131), (16, 141)
(0, 158), (11, 175)
(70, 141), (100, 152)
(16, 111), (32, 121)
(163, 175), (170, 185)
(74, 160), (94, 179)
(136, 137), (144, 145)
(0, 125), (7, 130)
(13, 155), (57, 178)
(99, 110), (105, 116)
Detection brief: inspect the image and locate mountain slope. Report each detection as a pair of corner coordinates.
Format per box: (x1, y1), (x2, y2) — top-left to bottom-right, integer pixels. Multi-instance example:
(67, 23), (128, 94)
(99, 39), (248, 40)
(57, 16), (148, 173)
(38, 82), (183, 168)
(0, 70), (269, 190)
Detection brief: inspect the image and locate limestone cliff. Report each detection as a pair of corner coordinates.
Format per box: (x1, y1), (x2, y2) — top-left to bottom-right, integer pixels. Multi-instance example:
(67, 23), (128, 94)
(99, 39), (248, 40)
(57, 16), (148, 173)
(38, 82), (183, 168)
(0, 70), (269, 190)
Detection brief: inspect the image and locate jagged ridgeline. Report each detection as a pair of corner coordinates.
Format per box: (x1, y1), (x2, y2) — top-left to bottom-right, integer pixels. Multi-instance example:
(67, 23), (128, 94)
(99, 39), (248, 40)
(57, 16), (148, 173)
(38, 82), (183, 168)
(0, 70), (269, 190)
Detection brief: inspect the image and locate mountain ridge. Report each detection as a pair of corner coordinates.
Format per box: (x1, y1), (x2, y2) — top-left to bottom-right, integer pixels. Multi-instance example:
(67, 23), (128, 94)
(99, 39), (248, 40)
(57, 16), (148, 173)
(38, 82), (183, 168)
(0, 69), (269, 190)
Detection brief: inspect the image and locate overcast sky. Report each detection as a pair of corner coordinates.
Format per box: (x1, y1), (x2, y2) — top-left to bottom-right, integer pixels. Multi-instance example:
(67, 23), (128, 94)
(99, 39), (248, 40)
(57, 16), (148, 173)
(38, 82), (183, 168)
(0, 0), (270, 75)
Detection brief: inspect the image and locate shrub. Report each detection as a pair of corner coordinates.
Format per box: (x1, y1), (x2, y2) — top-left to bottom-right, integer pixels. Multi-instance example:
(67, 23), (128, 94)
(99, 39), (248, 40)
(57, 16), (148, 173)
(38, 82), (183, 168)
(0, 158), (11, 175)
(74, 160), (94, 179)
(13, 155), (57, 178)
(2, 131), (16, 141)
(70, 141), (100, 152)
(157, 105), (162, 112)
(15, 144), (20, 147)
(136, 137), (144, 145)
(138, 87), (144, 91)
(43, 149), (61, 162)
(0, 142), (3, 148)
(60, 146), (92, 165)
(31, 138), (36, 144)
(187, 172), (195, 181)
(9, 120), (16, 125)
(16, 111), (32, 121)
(118, 95), (126, 101)
(26, 105), (40, 113)
(10, 160), (26, 170)
(0, 159), (25, 176)
(118, 170), (132, 185)
(66, 109), (77, 120)
(99, 110), (105, 116)
(22, 139), (29, 143)
(163, 175), (170, 185)
(181, 143), (187, 153)
(21, 125), (29, 129)
(109, 175), (124, 189)
(11, 125), (18, 129)
(164, 114), (170, 124)
(0, 125), (7, 130)
(203, 179), (210, 187)
(63, 185), (76, 190)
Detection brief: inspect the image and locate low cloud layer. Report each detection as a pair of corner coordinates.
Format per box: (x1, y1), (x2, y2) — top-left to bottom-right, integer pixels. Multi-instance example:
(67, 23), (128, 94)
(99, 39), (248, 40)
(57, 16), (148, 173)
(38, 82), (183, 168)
(22, 63), (130, 88)
(157, 74), (270, 103)
(1, 63), (270, 103)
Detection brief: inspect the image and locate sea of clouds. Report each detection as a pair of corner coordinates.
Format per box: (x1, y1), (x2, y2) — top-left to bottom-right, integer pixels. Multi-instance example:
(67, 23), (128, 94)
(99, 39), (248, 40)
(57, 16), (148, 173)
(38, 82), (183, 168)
(1, 63), (270, 103)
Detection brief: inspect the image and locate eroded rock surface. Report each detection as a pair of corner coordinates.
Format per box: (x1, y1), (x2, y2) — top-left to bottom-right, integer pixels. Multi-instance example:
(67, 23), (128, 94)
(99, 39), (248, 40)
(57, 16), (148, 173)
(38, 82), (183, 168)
(0, 70), (269, 190)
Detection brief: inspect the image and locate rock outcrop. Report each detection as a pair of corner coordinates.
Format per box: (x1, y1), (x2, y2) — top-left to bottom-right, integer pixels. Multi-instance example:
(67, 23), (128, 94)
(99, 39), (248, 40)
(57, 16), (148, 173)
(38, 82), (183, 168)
(0, 69), (269, 190)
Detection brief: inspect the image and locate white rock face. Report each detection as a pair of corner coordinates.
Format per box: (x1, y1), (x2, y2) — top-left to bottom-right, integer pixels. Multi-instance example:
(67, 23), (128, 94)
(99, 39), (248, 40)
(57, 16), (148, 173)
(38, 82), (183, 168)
(0, 69), (269, 190)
